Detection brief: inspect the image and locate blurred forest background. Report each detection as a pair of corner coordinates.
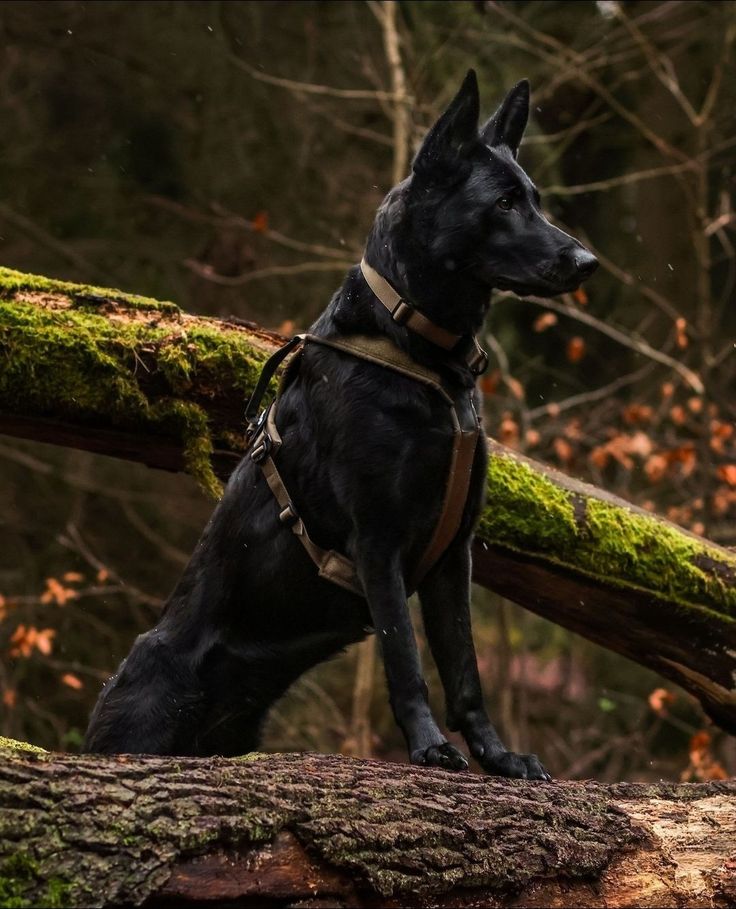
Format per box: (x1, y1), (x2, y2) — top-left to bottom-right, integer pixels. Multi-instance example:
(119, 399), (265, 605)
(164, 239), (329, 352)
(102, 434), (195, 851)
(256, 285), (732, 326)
(1, 0), (735, 782)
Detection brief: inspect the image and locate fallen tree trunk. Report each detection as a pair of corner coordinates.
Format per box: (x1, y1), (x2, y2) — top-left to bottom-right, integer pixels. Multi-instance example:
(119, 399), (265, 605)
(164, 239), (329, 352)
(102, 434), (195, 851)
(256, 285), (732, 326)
(0, 743), (734, 908)
(1, 266), (736, 731)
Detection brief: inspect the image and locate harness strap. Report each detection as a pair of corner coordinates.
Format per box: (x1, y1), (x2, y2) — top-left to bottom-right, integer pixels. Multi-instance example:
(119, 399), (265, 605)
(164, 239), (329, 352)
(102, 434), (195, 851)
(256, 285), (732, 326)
(360, 259), (489, 376)
(245, 334), (306, 433)
(410, 406), (479, 588)
(246, 332), (480, 597)
(255, 402), (364, 597)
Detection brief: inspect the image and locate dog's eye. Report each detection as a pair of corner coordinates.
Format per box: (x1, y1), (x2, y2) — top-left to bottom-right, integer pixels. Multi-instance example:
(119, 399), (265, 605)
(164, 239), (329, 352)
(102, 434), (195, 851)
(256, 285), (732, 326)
(497, 197), (513, 211)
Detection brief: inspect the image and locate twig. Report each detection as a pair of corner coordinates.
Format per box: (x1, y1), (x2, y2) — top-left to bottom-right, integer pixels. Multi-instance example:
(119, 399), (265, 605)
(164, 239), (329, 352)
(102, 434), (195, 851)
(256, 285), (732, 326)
(488, 3), (690, 164)
(494, 292), (704, 393)
(58, 524), (163, 610)
(146, 196), (356, 261)
(228, 54), (400, 102)
(120, 502), (190, 567)
(540, 159), (697, 197)
(0, 203), (107, 282)
(183, 259), (354, 286)
(527, 360), (656, 420)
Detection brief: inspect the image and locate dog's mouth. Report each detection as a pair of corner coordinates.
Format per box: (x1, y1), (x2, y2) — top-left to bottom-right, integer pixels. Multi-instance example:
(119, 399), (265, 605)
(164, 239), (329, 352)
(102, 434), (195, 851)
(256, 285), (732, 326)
(494, 274), (583, 298)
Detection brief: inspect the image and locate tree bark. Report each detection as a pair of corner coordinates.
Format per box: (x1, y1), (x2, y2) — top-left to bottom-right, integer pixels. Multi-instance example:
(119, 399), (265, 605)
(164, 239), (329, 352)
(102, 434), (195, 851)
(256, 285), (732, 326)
(2, 266), (736, 731)
(0, 744), (734, 908)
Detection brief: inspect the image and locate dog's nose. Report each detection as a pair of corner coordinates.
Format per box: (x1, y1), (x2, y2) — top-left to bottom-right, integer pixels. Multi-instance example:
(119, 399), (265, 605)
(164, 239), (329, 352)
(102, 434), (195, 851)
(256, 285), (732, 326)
(574, 250), (598, 278)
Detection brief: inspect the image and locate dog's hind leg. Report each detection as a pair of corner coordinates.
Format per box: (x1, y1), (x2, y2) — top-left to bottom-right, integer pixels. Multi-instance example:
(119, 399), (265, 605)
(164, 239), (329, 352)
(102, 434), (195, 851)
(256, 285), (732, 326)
(418, 538), (550, 780)
(83, 628), (203, 755)
(195, 627), (367, 757)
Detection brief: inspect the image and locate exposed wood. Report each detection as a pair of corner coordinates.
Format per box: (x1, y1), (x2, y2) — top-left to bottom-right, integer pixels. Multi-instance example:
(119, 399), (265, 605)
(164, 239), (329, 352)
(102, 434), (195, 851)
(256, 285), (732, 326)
(1, 267), (736, 732)
(0, 747), (734, 908)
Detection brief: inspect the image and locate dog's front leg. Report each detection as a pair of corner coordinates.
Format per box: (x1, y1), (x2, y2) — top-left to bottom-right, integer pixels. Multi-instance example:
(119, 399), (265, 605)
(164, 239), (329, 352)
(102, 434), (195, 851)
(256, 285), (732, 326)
(419, 540), (551, 780)
(357, 545), (468, 770)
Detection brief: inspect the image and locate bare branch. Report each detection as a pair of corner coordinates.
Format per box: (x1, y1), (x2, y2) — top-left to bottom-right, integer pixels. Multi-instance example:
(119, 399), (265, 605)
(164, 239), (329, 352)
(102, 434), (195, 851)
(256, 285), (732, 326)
(488, 3), (690, 164)
(494, 292), (704, 393)
(0, 203), (107, 282)
(183, 258), (354, 286)
(527, 360), (657, 421)
(229, 54), (400, 102)
(370, 0), (412, 185)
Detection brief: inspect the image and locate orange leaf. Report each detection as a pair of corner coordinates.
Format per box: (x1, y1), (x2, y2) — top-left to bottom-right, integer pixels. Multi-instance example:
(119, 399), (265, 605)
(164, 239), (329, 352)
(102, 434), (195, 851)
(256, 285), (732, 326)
(566, 336), (586, 363)
(2, 689), (16, 709)
(648, 687), (675, 716)
(251, 210), (269, 233)
(62, 571), (84, 583)
(675, 317), (688, 349)
(41, 578), (77, 606)
(34, 629), (56, 656)
(525, 429), (540, 448)
(669, 405), (686, 426)
(553, 437), (573, 464)
(61, 673), (84, 690)
(96, 568), (110, 583)
(622, 404), (653, 425)
(533, 312), (558, 332)
(499, 414), (519, 447)
(644, 453), (668, 483)
(717, 465), (736, 487)
(572, 287), (588, 305)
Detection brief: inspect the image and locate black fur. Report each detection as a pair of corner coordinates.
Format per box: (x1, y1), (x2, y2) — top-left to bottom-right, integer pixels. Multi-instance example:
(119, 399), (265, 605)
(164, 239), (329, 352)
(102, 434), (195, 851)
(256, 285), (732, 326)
(84, 71), (596, 778)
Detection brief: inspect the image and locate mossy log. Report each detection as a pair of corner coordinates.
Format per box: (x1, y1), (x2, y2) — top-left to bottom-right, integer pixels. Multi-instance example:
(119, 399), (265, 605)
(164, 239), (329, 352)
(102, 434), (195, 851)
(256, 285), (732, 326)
(1, 267), (736, 732)
(0, 744), (735, 908)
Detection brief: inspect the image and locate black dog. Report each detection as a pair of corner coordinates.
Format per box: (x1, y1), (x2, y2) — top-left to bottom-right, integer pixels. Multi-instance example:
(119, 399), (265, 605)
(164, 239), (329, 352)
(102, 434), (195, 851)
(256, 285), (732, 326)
(84, 71), (596, 778)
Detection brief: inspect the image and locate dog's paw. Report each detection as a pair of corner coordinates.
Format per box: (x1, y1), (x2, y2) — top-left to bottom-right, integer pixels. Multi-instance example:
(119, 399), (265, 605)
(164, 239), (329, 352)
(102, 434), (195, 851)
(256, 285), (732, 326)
(478, 749), (551, 781)
(411, 742), (469, 771)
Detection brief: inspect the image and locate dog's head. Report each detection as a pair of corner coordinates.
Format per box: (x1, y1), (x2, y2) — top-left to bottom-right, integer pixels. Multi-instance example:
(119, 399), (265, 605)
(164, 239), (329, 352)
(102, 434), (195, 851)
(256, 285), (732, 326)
(405, 70), (597, 299)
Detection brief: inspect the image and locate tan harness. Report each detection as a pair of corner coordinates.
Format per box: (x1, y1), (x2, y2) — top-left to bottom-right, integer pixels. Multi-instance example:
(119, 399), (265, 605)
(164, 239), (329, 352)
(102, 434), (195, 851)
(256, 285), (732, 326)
(244, 264), (486, 598)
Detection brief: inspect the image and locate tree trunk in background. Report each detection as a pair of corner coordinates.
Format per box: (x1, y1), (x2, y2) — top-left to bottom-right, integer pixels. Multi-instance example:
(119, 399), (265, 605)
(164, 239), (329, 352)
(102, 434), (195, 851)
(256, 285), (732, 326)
(0, 745), (735, 908)
(2, 266), (736, 732)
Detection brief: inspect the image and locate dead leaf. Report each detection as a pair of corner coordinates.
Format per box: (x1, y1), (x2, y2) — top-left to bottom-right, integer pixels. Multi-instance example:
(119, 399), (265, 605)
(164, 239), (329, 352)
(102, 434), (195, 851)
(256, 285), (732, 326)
(533, 312), (558, 332)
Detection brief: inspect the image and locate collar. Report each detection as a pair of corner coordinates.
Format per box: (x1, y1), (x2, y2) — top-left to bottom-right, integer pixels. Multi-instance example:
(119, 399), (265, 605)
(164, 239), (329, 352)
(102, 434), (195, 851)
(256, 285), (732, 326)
(360, 258), (488, 376)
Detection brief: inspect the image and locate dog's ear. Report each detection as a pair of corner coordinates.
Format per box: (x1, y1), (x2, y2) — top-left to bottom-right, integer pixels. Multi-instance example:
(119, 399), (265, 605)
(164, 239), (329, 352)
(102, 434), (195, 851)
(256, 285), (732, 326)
(412, 69), (479, 180)
(480, 80), (529, 158)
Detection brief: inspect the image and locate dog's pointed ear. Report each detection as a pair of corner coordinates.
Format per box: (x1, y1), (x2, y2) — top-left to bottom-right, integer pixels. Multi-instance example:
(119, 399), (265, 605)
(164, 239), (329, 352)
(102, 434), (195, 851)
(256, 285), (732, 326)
(480, 79), (530, 158)
(412, 69), (479, 180)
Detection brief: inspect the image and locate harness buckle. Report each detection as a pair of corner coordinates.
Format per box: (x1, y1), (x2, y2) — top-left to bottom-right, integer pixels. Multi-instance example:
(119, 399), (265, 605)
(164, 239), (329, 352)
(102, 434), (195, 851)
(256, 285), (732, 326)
(391, 299), (414, 326)
(468, 345), (489, 376)
(250, 427), (273, 464)
(279, 502), (299, 526)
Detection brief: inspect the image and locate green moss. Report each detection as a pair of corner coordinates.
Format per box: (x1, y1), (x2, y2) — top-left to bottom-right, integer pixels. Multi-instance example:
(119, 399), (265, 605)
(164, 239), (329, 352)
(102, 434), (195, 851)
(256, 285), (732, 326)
(481, 451), (736, 615)
(481, 454), (579, 550)
(0, 855), (71, 909)
(0, 266), (179, 314)
(0, 738), (46, 756)
(0, 281), (273, 499)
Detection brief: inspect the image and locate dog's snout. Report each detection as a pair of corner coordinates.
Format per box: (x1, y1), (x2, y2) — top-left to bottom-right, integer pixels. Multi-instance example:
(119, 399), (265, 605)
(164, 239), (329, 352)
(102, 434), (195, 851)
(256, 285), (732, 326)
(574, 250), (598, 278)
